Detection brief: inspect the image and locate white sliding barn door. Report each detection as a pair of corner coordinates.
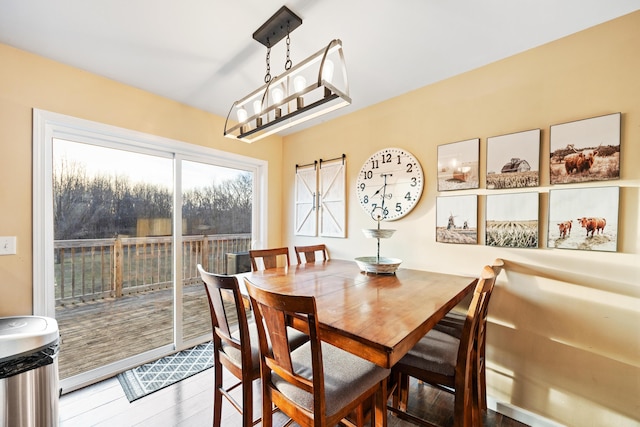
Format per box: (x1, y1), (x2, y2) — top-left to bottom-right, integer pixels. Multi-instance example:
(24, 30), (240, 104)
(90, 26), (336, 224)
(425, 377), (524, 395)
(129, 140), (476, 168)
(319, 159), (346, 237)
(295, 164), (318, 236)
(294, 158), (346, 237)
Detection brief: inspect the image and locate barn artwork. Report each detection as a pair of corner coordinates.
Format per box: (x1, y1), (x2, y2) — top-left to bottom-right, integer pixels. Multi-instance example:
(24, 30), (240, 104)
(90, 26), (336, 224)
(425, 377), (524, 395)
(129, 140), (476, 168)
(436, 195), (477, 244)
(549, 113), (621, 185)
(486, 129), (540, 189)
(437, 138), (479, 191)
(486, 192), (538, 248)
(548, 186), (619, 252)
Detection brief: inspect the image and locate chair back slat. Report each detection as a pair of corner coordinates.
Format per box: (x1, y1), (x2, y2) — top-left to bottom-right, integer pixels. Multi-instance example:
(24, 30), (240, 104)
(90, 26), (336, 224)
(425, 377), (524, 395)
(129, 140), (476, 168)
(294, 244), (329, 264)
(455, 265), (496, 425)
(458, 266), (496, 357)
(477, 259), (503, 344)
(249, 247), (290, 271)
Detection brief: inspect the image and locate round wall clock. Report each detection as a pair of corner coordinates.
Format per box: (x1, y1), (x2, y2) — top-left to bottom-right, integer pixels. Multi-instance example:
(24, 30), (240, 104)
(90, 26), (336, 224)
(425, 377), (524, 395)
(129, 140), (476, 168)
(356, 147), (424, 221)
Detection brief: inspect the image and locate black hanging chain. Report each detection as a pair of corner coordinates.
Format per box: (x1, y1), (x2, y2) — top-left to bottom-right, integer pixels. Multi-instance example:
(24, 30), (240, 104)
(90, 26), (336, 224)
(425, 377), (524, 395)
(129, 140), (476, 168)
(264, 37), (272, 83)
(284, 22), (292, 71)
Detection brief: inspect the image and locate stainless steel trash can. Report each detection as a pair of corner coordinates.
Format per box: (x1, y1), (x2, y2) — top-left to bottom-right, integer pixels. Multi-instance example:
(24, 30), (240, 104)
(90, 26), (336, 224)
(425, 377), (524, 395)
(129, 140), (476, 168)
(0, 316), (60, 427)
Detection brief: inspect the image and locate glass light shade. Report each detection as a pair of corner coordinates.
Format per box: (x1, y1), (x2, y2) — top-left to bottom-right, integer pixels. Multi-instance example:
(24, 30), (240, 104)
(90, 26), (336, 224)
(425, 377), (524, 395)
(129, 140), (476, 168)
(322, 59), (334, 82)
(272, 86), (284, 104)
(293, 75), (307, 93)
(236, 107), (248, 122)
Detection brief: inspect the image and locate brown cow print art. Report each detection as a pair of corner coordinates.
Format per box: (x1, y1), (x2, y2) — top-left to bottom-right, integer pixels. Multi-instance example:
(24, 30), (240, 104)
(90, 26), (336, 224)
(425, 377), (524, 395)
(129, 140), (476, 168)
(549, 113), (621, 185)
(548, 186), (619, 252)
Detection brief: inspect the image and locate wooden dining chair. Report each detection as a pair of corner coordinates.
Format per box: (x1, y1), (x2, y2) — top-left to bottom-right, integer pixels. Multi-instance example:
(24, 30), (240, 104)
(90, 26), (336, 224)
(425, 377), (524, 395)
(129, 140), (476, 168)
(475, 259), (503, 412)
(389, 265), (498, 427)
(197, 265), (307, 427)
(294, 244), (329, 264)
(245, 279), (391, 427)
(249, 247), (290, 271)
(433, 258), (504, 412)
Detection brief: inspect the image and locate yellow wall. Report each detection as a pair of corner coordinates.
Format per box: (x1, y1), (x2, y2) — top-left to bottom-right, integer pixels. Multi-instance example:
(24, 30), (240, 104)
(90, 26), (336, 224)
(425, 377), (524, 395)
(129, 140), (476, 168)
(0, 43), (284, 315)
(1, 10), (639, 427)
(283, 11), (640, 427)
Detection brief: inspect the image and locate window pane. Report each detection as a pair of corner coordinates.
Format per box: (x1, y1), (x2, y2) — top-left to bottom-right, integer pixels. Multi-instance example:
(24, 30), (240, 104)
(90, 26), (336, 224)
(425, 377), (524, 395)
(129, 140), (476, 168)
(181, 160), (253, 341)
(52, 138), (174, 379)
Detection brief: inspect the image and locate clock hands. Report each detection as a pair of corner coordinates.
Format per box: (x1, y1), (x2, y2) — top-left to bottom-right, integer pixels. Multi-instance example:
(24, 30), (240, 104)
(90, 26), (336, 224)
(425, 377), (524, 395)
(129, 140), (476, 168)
(370, 173), (393, 199)
(378, 173), (393, 220)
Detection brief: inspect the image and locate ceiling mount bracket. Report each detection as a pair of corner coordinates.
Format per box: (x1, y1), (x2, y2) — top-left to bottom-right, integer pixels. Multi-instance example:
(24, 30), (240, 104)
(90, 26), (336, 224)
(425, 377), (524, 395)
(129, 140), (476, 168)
(253, 6), (302, 47)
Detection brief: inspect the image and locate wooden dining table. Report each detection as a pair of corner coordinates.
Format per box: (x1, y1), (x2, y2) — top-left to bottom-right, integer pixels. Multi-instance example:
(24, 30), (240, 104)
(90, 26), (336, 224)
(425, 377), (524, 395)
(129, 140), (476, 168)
(241, 258), (477, 369)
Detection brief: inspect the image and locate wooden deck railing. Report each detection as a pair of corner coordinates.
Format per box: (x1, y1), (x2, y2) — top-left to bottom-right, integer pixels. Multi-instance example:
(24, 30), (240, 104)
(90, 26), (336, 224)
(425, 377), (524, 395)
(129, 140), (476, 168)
(54, 234), (251, 305)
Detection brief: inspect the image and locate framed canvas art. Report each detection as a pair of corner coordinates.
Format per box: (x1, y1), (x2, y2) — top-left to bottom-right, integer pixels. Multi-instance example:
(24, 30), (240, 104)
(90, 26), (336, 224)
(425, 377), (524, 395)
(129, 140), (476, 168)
(437, 138), (479, 191)
(486, 129), (540, 189)
(436, 195), (477, 244)
(548, 186), (619, 252)
(549, 112), (621, 184)
(485, 192), (538, 248)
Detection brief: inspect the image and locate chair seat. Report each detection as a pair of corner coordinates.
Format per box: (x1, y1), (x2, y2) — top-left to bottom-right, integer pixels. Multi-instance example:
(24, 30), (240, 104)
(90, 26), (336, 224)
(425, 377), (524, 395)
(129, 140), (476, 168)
(223, 321), (309, 374)
(398, 329), (459, 377)
(272, 341), (390, 417)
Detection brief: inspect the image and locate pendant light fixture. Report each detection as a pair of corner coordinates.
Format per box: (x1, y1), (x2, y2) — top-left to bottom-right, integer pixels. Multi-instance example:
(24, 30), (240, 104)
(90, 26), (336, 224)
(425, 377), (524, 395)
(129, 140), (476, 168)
(223, 6), (351, 143)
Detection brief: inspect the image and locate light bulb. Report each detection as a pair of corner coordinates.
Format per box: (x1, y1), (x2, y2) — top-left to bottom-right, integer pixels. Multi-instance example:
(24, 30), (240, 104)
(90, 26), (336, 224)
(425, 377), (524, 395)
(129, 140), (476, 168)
(236, 107), (248, 123)
(253, 100), (263, 127)
(271, 86), (284, 119)
(293, 75), (307, 93)
(253, 100), (262, 115)
(271, 86), (284, 104)
(321, 60), (334, 83)
(293, 75), (307, 110)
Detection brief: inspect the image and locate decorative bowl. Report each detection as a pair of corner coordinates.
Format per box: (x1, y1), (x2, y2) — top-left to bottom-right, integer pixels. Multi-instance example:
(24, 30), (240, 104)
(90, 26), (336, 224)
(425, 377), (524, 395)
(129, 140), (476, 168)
(361, 228), (396, 239)
(354, 256), (402, 274)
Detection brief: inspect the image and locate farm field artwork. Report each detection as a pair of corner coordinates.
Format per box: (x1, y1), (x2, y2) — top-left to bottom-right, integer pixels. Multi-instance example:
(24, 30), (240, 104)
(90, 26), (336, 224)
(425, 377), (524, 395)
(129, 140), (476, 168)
(548, 186), (619, 252)
(437, 138), (479, 191)
(486, 192), (538, 248)
(550, 112), (621, 185)
(486, 129), (540, 189)
(436, 195), (477, 244)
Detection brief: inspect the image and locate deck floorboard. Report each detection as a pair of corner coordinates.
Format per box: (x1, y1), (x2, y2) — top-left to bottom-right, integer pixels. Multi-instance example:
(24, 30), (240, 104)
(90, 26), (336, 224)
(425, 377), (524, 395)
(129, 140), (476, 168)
(56, 283), (212, 379)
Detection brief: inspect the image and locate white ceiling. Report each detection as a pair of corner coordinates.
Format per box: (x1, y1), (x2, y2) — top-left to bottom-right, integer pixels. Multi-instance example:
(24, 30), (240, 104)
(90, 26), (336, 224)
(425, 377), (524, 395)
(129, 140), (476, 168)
(1, 1), (638, 135)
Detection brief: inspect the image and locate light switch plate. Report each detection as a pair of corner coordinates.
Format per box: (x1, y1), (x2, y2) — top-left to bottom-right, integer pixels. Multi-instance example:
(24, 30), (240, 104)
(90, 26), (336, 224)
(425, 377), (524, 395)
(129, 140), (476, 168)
(0, 236), (17, 255)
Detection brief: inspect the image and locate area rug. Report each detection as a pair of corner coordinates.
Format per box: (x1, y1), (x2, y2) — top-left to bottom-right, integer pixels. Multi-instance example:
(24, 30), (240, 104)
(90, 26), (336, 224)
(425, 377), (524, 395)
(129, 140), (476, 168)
(117, 341), (213, 402)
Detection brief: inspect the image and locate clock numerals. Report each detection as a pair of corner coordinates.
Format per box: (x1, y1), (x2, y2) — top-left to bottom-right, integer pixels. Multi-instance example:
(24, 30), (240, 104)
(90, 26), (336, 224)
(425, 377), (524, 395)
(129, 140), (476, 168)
(357, 148), (424, 221)
(370, 204), (388, 218)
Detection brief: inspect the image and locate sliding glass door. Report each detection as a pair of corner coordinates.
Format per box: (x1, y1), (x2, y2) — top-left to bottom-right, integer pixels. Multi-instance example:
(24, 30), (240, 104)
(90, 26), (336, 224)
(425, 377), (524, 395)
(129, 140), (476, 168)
(180, 160), (253, 343)
(33, 110), (266, 393)
(52, 138), (175, 380)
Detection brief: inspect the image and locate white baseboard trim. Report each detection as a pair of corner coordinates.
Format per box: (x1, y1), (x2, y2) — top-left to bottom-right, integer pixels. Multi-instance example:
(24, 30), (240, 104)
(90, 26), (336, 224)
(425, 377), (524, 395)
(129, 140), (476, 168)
(487, 396), (566, 427)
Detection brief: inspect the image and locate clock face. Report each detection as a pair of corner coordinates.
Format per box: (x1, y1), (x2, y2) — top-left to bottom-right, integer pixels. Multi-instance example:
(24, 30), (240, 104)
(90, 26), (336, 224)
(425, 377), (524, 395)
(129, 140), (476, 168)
(356, 148), (424, 221)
